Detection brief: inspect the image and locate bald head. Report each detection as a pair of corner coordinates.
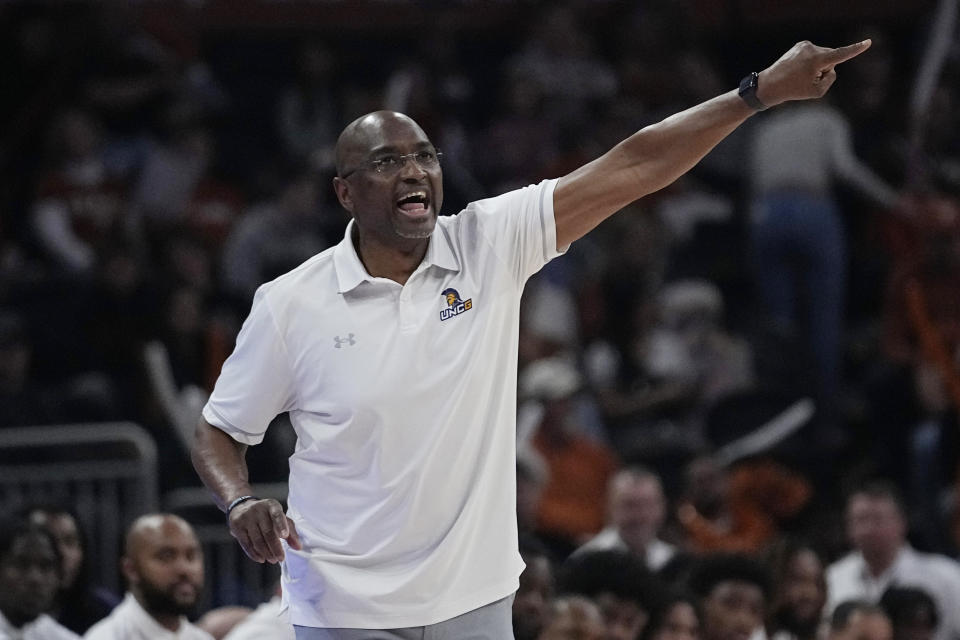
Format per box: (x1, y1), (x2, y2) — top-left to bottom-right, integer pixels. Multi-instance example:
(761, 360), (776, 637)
(335, 111), (427, 177)
(125, 513), (196, 558)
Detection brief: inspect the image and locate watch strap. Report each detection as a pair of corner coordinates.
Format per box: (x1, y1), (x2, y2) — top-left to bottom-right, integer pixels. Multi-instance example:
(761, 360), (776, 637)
(738, 72), (768, 111)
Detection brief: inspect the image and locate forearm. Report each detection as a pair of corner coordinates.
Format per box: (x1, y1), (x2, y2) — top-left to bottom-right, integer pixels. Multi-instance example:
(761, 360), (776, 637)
(619, 91), (753, 198)
(191, 418), (253, 512)
(555, 91), (752, 247)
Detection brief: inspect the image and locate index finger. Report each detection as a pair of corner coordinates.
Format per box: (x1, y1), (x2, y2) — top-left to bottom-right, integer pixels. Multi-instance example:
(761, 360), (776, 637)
(824, 39), (872, 65)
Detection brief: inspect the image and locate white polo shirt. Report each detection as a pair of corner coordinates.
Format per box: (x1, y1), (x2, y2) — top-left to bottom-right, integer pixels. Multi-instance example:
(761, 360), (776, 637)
(203, 179), (564, 628)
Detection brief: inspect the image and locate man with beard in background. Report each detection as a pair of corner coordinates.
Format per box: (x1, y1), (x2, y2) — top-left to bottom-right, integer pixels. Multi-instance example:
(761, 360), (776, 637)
(84, 514), (212, 640)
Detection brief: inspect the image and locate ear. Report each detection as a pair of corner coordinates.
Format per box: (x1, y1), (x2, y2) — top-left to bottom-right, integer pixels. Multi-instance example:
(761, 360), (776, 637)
(332, 176), (354, 213)
(121, 556), (138, 586)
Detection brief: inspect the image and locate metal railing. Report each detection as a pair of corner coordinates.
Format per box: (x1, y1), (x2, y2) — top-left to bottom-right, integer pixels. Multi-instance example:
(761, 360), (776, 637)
(0, 422), (158, 593)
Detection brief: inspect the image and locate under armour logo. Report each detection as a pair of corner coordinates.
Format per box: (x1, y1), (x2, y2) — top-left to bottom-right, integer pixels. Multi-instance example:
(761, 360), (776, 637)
(334, 334), (356, 348)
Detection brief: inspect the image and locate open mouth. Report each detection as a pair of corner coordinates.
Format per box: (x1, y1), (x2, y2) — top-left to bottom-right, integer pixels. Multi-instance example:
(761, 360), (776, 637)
(396, 191), (430, 216)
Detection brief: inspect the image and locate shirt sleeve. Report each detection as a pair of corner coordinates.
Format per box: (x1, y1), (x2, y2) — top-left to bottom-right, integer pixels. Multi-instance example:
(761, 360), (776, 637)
(469, 179), (566, 286)
(202, 286), (297, 445)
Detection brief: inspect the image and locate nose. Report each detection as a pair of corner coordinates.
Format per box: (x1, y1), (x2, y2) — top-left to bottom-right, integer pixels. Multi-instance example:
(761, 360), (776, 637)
(399, 155), (428, 179)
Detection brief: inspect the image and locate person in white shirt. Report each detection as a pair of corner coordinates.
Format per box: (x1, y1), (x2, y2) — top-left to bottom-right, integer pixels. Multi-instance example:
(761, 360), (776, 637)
(191, 38), (875, 638)
(0, 515), (80, 640)
(84, 514), (211, 640)
(747, 98), (899, 413)
(826, 481), (960, 640)
(574, 466), (677, 571)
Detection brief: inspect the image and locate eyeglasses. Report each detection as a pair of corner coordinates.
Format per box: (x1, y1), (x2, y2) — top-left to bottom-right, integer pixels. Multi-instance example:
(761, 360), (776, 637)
(341, 150), (443, 178)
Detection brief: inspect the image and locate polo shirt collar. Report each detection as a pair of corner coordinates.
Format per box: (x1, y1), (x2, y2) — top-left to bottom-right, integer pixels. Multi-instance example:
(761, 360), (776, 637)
(333, 219), (460, 293)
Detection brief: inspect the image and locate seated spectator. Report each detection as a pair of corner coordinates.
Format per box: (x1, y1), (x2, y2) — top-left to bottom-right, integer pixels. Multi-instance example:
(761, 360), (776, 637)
(765, 540), (827, 640)
(646, 280), (755, 417)
(0, 514), (79, 639)
(639, 592), (703, 640)
(675, 454), (811, 553)
(30, 107), (129, 277)
(687, 553), (770, 640)
(878, 587), (938, 640)
(557, 549), (662, 640)
(84, 513), (211, 639)
(514, 535), (556, 640)
(522, 356), (619, 554)
(574, 466), (677, 571)
(829, 601), (893, 640)
(826, 481), (960, 640)
(539, 596), (606, 640)
(23, 504), (119, 634)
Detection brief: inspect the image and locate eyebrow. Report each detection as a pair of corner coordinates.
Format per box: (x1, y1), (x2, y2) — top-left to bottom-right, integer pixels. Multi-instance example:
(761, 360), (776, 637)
(367, 141), (434, 155)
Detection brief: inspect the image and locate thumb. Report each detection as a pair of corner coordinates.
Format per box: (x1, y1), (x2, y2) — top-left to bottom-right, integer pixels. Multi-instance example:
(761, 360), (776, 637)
(284, 517), (302, 550)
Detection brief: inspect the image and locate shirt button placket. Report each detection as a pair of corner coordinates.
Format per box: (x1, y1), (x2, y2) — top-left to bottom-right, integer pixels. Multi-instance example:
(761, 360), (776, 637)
(399, 286), (415, 331)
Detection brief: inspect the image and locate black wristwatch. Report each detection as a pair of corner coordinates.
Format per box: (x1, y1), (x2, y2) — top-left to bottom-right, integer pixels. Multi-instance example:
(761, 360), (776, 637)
(738, 72), (768, 111)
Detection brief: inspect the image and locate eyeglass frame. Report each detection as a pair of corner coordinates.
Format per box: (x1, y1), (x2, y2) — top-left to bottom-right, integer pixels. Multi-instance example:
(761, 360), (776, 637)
(339, 149), (443, 179)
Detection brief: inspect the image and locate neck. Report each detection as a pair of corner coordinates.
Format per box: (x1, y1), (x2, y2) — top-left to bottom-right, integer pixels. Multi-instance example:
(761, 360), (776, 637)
(353, 225), (429, 285)
(863, 547), (899, 576)
(132, 592), (181, 633)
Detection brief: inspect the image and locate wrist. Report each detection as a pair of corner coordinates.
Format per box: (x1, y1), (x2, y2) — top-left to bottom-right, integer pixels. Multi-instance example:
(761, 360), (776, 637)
(755, 69), (777, 108)
(226, 495), (258, 519)
(738, 71), (769, 111)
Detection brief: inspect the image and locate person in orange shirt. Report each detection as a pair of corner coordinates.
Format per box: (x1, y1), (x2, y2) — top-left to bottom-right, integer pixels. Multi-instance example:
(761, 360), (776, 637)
(521, 356), (620, 555)
(675, 454), (811, 553)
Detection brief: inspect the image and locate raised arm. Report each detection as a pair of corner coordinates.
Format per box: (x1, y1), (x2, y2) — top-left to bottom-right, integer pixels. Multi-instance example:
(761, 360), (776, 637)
(554, 39), (872, 247)
(191, 418), (301, 563)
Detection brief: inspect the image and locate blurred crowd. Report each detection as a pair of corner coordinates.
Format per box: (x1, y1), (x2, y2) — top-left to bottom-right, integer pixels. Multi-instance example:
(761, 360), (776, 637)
(1, 0), (960, 638)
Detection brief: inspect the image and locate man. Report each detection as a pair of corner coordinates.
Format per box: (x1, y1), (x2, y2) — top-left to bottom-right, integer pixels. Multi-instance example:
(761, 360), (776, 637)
(688, 553), (770, 640)
(826, 482), (960, 640)
(539, 597), (606, 640)
(84, 514), (211, 640)
(766, 541), (827, 640)
(191, 38), (873, 637)
(0, 515), (79, 639)
(828, 601), (893, 640)
(557, 549), (661, 640)
(574, 466), (676, 571)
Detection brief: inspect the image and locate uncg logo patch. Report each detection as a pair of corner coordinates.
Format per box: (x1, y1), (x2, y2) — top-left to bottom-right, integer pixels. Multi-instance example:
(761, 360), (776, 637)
(440, 287), (473, 321)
